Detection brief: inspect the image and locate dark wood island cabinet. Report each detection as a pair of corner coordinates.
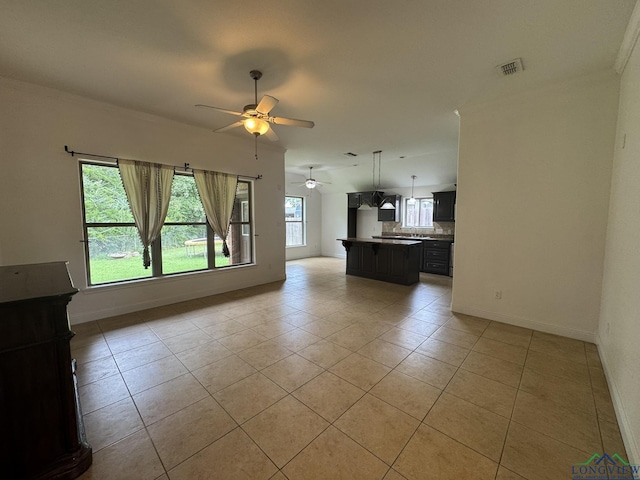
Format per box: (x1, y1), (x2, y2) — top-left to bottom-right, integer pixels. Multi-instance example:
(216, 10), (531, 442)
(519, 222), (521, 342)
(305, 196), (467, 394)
(0, 262), (92, 480)
(338, 238), (422, 285)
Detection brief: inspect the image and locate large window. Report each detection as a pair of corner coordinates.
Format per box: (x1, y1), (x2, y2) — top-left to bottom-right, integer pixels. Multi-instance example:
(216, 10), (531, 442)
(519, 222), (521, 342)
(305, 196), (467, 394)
(80, 162), (253, 285)
(285, 196), (305, 247)
(404, 198), (434, 228)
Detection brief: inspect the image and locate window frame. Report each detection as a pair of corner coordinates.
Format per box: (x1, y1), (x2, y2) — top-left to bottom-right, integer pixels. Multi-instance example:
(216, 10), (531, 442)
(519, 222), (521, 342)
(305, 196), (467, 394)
(285, 195), (305, 247)
(80, 160), (254, 286)
(403, 197), (434, 228)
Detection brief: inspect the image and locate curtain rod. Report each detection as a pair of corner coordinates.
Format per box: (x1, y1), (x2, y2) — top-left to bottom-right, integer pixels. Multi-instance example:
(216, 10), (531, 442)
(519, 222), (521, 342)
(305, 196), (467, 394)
(64, 145), (263, 180)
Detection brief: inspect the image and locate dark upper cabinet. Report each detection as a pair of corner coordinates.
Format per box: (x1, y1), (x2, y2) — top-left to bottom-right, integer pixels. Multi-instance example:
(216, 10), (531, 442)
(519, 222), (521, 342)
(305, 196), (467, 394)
(347, 191), (385, 238)
(432, 191), (456, 222)
(378, 195), (401, 222)
(347, 191), (384, 208)
(347, 193), (361, 208)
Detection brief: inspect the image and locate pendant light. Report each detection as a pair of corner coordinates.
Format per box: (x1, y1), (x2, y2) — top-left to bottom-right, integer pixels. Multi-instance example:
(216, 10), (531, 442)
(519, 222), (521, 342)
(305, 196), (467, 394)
(407, 175), (417, 205)
(359, 150), (382, 210)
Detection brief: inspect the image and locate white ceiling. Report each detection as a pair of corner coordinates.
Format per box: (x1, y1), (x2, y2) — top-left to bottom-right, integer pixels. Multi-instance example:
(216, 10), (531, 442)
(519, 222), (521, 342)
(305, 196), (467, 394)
(0, 0), (635, 192)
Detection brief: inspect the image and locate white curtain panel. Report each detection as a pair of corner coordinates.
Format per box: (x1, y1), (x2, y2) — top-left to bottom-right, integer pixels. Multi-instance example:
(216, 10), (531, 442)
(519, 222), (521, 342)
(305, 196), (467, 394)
(193, 170), (238, 257)
(118, 159), (174, 268)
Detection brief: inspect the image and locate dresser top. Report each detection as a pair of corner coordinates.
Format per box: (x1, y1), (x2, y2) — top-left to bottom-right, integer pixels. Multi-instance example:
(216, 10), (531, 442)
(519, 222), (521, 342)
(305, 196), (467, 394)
(0, 262), (77, 304)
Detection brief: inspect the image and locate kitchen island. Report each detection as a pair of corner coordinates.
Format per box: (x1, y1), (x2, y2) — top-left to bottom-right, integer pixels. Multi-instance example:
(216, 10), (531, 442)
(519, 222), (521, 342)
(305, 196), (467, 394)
(337, 237), (422, 285)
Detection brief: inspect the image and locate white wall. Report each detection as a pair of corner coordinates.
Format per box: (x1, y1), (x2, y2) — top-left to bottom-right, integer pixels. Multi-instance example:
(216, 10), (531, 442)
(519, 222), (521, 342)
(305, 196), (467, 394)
(321, 192), (348, 258)
(356, 208), (382, 238)
(284, 172), (322, 260)
(598, 27), (640, 463)
(0, 78), (287, 323)
(452, 71), (619, 342)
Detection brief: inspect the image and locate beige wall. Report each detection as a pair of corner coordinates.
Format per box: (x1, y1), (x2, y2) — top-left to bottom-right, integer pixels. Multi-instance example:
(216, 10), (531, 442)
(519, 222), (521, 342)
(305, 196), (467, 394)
(452, 71), (619, 341)
(598, 31), (640, 463)
(0, 78), (287, 323)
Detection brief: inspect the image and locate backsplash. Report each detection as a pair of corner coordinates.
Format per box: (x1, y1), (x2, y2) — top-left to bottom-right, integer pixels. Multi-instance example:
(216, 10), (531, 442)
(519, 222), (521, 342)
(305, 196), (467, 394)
(382, 221), (455, 238)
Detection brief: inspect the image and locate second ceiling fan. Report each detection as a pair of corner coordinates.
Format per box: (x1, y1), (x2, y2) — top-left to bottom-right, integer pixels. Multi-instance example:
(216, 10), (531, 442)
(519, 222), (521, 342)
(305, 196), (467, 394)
(196, 70), (315, 141)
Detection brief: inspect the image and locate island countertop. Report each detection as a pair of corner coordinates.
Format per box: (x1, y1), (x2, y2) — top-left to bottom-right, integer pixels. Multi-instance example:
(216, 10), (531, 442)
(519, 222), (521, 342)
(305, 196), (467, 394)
(337, 237), (422, 246)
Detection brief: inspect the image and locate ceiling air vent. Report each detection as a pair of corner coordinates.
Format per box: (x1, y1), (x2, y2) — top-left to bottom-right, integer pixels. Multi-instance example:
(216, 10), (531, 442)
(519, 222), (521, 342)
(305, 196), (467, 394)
(496, 58), (524, 76)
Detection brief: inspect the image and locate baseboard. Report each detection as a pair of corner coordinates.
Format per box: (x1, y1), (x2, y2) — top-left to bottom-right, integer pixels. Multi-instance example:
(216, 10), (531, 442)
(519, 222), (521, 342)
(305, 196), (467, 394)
(595, 333), (640, 465)
(69, 274), (287, 324)
(450, 303), (596, 343)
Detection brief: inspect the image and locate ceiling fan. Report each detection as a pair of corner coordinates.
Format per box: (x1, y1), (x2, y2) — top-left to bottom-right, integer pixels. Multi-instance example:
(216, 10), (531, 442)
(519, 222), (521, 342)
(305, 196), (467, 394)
(294, 166), (332, 189)
(195, 70), (315, 141)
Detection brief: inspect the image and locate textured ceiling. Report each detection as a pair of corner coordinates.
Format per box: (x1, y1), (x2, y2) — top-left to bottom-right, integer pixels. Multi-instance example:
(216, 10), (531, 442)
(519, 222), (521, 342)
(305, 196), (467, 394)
(0, 0), (635, 192)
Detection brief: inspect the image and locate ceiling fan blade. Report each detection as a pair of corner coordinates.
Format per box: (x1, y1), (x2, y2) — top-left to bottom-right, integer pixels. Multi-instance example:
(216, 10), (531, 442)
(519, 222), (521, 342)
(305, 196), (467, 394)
(256, 95), (278, 115)
(214, 120), (244, 133)
(264, 127), (279, 141)
(195, 104), (244, 116)
(271, 116), (315, 128)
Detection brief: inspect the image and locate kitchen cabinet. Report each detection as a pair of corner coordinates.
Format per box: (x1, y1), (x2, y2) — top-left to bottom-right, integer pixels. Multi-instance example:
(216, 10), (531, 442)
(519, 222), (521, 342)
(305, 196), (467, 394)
(377, 195), (401, 222)
(432, 191), (456, 222)
(422, 239), (452, 276)
(0, 262), (92, 479)
(347, 191), (384, 208)
(338, 238), (421, 285)
(347, 191), (385, 237)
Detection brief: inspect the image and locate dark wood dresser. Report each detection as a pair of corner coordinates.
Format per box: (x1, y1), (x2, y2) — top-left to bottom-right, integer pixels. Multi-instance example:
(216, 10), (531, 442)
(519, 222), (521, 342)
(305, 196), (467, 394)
(0, 262), (92, 479)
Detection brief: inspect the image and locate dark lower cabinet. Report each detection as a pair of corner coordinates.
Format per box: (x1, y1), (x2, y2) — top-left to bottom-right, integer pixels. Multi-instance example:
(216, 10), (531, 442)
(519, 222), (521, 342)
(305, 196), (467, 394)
(340, 239), (421, 285)
(422, 240), (452, 276)
(0, 262), (92, 480)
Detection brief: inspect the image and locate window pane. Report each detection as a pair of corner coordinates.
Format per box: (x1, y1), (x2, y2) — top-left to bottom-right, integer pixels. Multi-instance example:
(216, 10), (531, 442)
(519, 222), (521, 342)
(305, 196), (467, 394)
(419, 199), (433, 227)
(161, 224), (208, 274)
(225, 181), (252, 265)
(222, 225), (252, 266)
(165, 174), (205, 223)
(230, 181), (250, 222)
(87, 226), (151, 284)
(405, 201), (417, 227)
(285, 197), (303, 221)
(82, 164), (134, 223)
(285, 196), (304, 246)
(286, 223), (303, 246)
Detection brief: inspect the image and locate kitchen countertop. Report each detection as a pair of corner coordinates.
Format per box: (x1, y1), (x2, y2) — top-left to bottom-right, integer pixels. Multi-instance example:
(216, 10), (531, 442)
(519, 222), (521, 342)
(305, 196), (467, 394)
(337, 237), (423, 246)
(372, 235), (454, 242)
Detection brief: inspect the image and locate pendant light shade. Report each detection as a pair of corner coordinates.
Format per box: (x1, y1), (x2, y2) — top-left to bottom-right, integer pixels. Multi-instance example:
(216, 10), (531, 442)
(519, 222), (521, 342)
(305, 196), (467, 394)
(407, 175), (417, 204)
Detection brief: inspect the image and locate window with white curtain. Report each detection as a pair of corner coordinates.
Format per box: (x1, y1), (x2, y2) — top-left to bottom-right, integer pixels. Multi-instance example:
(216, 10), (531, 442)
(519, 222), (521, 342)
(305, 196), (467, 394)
(80, 161), (253, 285)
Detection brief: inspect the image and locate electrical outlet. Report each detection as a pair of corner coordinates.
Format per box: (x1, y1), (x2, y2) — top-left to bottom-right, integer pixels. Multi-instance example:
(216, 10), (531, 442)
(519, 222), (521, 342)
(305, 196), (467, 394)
(495, 290), (502, 300)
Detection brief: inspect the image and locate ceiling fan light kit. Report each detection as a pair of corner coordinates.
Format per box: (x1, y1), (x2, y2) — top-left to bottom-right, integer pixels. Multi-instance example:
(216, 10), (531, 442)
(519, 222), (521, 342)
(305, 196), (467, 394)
(196, 70), (315, 142)
(244, 117), (269, 136)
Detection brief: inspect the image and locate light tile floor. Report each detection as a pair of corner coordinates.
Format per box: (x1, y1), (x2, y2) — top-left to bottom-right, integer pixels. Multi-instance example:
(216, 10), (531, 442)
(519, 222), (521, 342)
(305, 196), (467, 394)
(73, 257), (629, 480)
